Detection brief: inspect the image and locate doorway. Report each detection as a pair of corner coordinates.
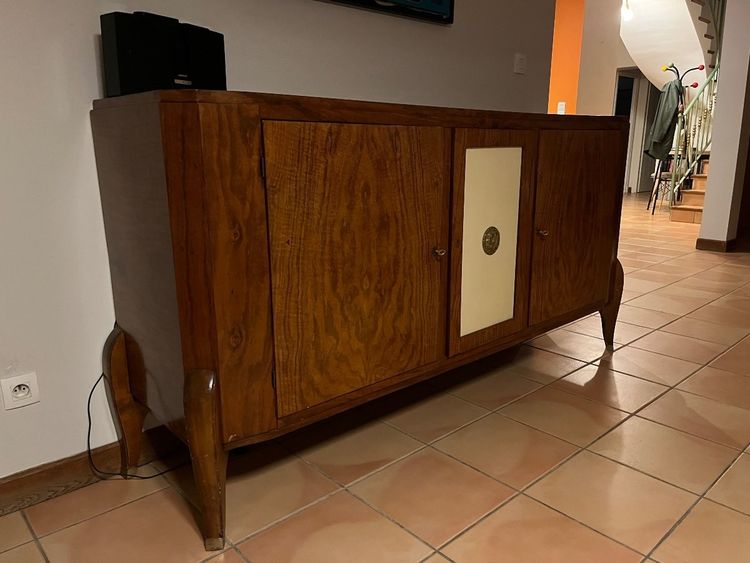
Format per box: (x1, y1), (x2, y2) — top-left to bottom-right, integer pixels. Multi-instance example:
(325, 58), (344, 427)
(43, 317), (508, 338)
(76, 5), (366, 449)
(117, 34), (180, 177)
(614, 68), (660, 195)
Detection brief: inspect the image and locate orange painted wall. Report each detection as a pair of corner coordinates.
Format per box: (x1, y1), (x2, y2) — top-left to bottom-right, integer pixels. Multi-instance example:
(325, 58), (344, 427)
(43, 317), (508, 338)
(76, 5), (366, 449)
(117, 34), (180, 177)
(547, 0), (586, 114)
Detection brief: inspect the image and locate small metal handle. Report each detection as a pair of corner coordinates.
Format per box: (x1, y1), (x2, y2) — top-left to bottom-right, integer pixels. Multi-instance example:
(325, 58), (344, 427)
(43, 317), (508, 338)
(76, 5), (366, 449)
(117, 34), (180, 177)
(536, 229), (550, 238)
(433, 247), (447, 259)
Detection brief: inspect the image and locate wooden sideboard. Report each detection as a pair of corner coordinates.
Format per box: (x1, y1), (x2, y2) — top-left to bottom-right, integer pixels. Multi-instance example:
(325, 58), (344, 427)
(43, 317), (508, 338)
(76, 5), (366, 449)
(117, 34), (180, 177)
(91, 90), (628, 550)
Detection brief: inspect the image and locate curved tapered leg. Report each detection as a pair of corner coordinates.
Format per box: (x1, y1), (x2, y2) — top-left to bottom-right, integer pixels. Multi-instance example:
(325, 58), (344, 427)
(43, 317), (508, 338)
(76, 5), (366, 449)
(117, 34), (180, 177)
(185, 370), (228, 551)
(103, 325), (149, 476)
(600, 259), (624, 350)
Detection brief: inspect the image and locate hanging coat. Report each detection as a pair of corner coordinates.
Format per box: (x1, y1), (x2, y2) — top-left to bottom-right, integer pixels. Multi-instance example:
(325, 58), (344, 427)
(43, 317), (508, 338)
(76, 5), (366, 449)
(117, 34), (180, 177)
(645, 79), (682, 160)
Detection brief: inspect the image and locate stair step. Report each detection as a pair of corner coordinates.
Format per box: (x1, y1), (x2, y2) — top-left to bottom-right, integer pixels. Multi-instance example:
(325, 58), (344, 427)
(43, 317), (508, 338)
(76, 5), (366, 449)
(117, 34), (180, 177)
(708, 49), (716, 54)
(693, 182), (706, 191)
(705, 33), (715, 40)
(682, 191), (706, 206)
(691, 0), (705, 5)
(693, 174), (709, 190)
(671, 205), (703, 224)
(699, 16), (711, 23)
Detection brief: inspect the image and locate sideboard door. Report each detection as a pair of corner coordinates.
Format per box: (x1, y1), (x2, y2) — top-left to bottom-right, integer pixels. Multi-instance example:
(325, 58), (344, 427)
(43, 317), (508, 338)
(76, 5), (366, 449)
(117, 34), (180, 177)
(449, 129), (537, 355)
(263, 121), (450, 417)
(529, 130), (625, 325)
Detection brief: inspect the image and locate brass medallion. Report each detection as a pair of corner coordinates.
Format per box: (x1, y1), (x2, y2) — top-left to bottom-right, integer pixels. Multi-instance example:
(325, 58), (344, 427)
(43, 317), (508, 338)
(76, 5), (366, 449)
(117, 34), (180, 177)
(482, 226), (500, 255)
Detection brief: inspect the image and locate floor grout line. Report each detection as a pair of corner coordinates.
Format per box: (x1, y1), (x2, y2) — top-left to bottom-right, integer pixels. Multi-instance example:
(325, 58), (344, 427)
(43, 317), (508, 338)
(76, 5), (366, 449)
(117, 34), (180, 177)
(239, 349), (635, 552)
(642, 434), (750, 560)
(6, 195), (750, 561)
(19, 510), (49, 563)
(275, 314), (750, 556)
(269, 217), (742, 555)
(17, 476), (172, 541)
(582, 448), (734, 498)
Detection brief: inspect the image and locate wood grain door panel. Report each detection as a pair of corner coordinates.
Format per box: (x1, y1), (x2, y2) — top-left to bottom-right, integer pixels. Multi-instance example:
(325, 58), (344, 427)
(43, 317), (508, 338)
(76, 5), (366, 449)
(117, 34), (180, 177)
(530, 130), (624, 325)
(263, 121), (450, 416)
(449, 129), (536, 356)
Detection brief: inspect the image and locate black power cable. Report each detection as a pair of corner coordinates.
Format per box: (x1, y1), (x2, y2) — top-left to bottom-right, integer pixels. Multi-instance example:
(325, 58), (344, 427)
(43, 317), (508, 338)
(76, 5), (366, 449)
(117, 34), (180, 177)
(87, 373), (187, 480)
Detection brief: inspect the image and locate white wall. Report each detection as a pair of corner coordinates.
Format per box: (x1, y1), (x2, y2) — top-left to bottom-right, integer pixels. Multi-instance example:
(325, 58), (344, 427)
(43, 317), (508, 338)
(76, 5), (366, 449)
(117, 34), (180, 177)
(620, 0), (708, 90)
(577, 0), (635, 115)
(700, 0), (750, 242)
(0, 0), (555, 478)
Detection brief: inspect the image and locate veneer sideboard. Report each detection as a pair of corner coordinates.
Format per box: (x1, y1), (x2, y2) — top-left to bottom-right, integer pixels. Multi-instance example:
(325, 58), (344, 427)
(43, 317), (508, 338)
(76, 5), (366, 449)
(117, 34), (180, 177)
(91, 90), (628, 549)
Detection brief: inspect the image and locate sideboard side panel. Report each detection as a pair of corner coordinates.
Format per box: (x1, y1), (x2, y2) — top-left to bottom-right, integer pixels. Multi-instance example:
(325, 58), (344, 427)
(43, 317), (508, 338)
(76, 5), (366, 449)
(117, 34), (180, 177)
(92, 102), (186, 433)
(198, 103), (278, 442)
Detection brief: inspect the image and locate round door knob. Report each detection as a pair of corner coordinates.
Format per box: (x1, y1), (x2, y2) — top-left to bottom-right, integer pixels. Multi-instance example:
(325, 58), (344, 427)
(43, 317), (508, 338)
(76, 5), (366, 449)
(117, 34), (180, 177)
(433, 247), (447, 259)
(482, 226), (500, 255)
(536, 229), (550, 238)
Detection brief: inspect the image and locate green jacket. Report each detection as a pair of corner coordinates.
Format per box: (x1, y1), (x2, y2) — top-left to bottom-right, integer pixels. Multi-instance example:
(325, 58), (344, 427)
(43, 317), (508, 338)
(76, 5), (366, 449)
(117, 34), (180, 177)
(645, 79), (682, 160)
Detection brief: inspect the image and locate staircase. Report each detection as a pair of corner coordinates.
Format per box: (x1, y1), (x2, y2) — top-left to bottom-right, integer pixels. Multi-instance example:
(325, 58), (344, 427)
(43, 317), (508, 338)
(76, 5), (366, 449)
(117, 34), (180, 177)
(670, 156), (710, 223)
(688, 0), (723, 71)
(620, 0), (724, 225)
(669, 0), (724, 223)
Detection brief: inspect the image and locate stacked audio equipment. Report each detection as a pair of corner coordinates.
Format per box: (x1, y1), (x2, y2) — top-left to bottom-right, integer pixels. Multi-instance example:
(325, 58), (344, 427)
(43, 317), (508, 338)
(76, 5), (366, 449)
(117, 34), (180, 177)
(100, 11), (226, 97)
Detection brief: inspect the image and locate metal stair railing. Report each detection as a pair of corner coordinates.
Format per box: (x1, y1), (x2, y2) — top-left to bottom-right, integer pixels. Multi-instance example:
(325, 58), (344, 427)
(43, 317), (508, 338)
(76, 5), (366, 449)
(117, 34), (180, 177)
(669, 64), (719, 204)
(668, 0), (724, 204)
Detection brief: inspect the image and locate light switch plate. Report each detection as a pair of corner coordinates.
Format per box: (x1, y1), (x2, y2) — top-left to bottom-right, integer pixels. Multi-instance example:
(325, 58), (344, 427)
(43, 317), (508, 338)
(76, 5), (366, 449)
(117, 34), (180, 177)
(513, 53), (527, 75)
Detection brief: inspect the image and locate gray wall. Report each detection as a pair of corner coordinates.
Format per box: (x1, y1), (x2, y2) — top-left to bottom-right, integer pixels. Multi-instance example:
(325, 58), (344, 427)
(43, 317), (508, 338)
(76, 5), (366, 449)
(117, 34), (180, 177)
(0, 0), (555, 478)
(153, 0), (556, 111)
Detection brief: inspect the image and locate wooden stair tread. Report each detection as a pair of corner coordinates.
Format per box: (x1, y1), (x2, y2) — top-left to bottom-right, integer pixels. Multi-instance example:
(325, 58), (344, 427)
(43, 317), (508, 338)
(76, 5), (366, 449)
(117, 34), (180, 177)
(672, 205), (704, 211)
(693, 174), (708, 178)
(683, 189), (706, 195)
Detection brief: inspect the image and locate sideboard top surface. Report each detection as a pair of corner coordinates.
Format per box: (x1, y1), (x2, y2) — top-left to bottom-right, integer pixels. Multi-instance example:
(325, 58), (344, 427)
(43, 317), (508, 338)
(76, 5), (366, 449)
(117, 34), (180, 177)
(92, 90), (629, 131)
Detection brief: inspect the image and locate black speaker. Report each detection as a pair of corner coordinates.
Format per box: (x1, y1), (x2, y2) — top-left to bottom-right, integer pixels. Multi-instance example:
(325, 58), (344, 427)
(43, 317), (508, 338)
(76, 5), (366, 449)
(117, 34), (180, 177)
(100, 11), (227, 97)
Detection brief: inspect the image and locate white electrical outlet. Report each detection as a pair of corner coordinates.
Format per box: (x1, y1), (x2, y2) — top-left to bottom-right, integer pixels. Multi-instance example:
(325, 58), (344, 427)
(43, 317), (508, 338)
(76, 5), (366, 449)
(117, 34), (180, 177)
(1, 372), (40, 410)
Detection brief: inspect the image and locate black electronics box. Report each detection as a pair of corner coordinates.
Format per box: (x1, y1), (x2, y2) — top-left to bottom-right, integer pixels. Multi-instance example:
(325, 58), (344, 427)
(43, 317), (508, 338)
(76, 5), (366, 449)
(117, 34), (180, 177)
(100, 11), (226, 97)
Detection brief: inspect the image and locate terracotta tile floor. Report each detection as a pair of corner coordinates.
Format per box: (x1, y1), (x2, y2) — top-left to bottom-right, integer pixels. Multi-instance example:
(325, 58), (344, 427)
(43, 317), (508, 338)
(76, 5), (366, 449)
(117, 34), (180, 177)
(4, 194), (750, 562)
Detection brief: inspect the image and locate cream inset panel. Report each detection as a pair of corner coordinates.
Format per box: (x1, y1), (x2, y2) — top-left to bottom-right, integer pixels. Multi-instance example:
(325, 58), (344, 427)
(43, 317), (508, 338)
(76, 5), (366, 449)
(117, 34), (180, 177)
(460, 147), (522, 337)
